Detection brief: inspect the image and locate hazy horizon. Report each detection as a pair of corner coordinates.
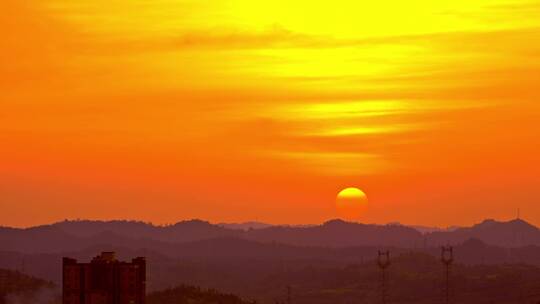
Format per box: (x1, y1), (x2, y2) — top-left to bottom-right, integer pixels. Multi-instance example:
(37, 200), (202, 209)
(1, 215), (531, 230)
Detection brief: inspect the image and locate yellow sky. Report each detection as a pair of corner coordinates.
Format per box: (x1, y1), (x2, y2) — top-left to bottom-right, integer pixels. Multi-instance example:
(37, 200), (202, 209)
(1, 0), (539, 227)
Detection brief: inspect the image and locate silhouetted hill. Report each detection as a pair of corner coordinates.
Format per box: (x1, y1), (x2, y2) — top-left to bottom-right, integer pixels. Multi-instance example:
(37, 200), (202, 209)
(51, 219), (239, 242)
(3, 218), (539, 253)
(405, 224), (460, 234)
(243, 219), (424, 247)
(147, 285), (256, 304)
(408, 224), (444, 234)
(0, 268), (57, 304)
(0, 219), (421, 253)
(0, 225), (81, 253)
(218, 222), (273, 231)
(426, 218), (540, 247)
(0, 220), (241, 253)
(245, 218), (540, 248)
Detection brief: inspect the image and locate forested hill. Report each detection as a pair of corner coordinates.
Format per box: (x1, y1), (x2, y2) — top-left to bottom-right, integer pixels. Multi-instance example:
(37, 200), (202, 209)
(0, 268), (56, 304)
(147, 285), (257, 304)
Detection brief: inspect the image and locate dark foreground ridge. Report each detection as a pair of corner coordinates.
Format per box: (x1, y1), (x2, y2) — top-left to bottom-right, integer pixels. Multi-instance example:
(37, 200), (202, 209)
(0, 268), (56, 304)
(147, 285), (256, 304)
(3, 250), (540, 303)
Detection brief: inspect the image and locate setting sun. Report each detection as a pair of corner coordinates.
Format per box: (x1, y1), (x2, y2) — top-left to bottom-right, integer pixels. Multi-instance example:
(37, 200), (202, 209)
(336, 187), (368, 221)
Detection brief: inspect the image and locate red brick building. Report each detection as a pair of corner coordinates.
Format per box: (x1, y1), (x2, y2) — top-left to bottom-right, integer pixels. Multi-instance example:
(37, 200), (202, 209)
(63, 252), (146, 304)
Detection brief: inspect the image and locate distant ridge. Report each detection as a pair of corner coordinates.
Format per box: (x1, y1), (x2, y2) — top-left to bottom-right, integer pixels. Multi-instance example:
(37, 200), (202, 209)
(51, 219), (239, 241)
(427, 218), (540, 247)
(1, 218), (539, 253)
(405, 224), (460, 234)
(243, 219), (423, 247)
(217, 222), (273, 231)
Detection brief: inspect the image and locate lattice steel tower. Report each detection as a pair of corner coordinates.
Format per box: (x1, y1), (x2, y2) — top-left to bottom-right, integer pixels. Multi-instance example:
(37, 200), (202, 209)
(377, 250), (391, 304)
(287, 285), (291, 304)
(441, 246), (454, 304)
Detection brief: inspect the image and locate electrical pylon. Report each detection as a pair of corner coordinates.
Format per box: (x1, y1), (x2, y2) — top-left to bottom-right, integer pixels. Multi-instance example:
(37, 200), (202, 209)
(441, 246), (454, 304)
(377, 250), (391, 304)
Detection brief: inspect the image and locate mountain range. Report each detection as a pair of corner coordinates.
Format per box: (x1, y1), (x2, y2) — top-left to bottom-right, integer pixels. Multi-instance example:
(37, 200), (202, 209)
(2, 218), (540, 303)
(0, 218), (538, 253)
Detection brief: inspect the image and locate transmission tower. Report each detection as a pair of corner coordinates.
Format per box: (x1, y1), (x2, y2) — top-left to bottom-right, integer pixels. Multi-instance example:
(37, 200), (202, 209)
(441, 246), (454, 304)
(377, 250), (391, 304)
(286, 285), (291, 304)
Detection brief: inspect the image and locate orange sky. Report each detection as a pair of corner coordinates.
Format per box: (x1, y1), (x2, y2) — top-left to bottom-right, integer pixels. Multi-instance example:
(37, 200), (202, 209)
(1, 0), (539, 228)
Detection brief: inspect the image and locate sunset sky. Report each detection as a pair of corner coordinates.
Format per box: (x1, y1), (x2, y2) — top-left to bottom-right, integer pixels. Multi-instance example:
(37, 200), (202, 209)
(1, 0), (539, 228)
